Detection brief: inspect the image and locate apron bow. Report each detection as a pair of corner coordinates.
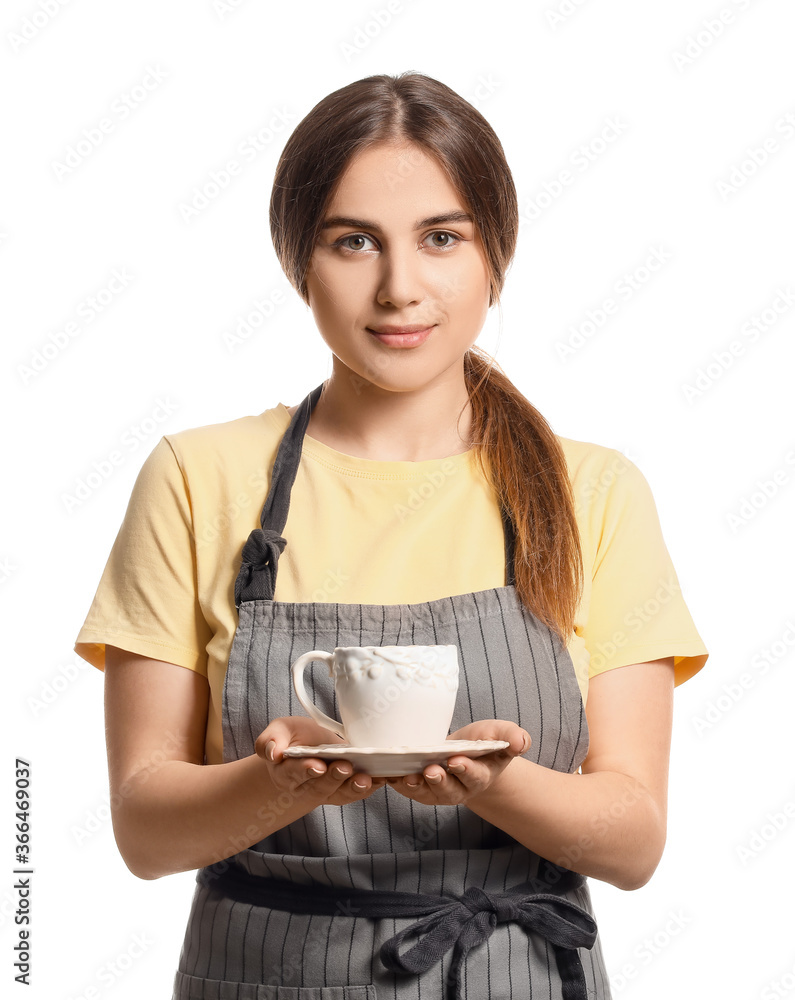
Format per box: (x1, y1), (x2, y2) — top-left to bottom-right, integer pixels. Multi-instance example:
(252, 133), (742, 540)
(379, 885), (598, 1000)
(199, 863), (598, 999)
(234, 527), (287, 606)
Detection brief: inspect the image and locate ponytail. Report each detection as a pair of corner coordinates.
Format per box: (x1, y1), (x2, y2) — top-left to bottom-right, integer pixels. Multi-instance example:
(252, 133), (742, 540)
(464, 346), (583, 644)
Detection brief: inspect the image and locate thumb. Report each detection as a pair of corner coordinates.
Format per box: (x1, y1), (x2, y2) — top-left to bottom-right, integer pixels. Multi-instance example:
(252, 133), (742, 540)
(254, 717), (292, 761)
(512, 727), (531, 755)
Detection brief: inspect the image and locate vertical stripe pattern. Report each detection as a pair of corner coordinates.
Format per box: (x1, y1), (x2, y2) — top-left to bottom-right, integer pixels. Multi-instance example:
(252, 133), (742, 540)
(171, 588), (612, 998)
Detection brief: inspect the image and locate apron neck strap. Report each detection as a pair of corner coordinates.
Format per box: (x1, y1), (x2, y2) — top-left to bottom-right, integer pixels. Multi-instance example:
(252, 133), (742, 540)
(233, 382), (323, 607)
(259, 382), (324, 537)
(502, 505), (516, 588)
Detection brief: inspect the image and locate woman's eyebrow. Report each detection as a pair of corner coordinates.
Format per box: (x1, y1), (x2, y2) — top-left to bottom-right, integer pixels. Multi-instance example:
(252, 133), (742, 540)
(320, 210), (473, 232)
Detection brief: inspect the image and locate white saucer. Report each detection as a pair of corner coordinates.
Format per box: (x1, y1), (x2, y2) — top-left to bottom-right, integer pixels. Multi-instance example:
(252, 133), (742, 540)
(282, 739), (510, 777)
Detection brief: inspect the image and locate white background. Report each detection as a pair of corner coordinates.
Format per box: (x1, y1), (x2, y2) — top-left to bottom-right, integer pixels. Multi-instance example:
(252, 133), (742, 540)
(2, 0), (794, 997)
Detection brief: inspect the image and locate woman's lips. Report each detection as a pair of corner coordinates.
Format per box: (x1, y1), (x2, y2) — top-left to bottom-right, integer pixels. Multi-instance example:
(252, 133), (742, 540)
(367, 326), (434, 347)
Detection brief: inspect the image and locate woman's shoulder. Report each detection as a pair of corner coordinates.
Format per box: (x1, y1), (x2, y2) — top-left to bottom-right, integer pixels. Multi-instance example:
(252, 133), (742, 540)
(555, 435), (651, 526)
(556, 434), (634, 481)
(160, 404), (290, 466)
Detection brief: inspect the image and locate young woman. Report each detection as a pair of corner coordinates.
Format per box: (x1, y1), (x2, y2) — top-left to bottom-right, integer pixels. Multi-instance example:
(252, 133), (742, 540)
(75, 72), (709, 1000)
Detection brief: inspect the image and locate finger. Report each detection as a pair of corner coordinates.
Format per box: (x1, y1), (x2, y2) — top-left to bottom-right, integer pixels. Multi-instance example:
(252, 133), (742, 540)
(458, 728), (529, 758)
(315, 767), (387, 801)
(446, 755), (502, 790)
(404, 771), (424, 789)
(288, 758), (353, 786)
(348, 772), (386, 794)
(444, 743), (518, 776)
(254, 718), (293, 761)
(326, 762), (387, 795)
(274, 759), (380, 800)
(301, 759), (330, 778)
(422, 764), (447, 786)
(514, 729), (532, 754)
(482, 725), (530, 755)
(327, 761), (354, 784)
(447, 721), (531, 750)
(268, 758), (326, 792)
(413, 768), (468, 805)
(446, 758), (468, 779)
(289, 760), (354, 797)
(385, 774), (422, 793)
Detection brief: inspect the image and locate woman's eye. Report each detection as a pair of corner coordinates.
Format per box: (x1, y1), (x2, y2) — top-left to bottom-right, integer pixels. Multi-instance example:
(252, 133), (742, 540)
(335, 234), (377, 253)
(425, 231), (460, 249)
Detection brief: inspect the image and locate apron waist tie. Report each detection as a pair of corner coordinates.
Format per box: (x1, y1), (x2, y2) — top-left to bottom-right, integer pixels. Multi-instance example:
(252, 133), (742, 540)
(199, 861), (598, 1000)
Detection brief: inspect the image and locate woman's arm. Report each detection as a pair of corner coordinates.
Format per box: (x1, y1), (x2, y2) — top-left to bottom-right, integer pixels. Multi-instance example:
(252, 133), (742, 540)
(465, 656), (676, 891)
(104, 645), (386, 880)
(386, 656), (675, 892)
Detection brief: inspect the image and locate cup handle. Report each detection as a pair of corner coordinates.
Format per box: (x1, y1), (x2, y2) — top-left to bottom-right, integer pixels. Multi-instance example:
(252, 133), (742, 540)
(291, 650), (347, 740)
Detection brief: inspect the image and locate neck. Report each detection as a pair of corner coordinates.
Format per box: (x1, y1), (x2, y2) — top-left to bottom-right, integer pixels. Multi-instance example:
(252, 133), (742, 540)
(298, 363), (474, 462)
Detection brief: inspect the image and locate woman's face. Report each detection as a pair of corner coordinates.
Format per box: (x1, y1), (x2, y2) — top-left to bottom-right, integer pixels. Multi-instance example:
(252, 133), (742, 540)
(305, 141), (492, 395)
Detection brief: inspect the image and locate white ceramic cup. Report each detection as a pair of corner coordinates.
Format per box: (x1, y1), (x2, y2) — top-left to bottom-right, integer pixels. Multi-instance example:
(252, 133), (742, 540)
(291, 644), (459, 748)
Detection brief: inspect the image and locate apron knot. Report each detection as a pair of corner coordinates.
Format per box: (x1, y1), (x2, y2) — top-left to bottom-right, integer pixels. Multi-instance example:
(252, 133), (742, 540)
(234, 527), (287, 606)
(459, 884), (521, 921)
(379, 886), (597, 1000)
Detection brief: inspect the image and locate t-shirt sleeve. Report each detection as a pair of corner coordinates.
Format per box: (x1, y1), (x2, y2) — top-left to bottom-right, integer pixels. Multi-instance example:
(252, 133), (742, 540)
(74, 436), (212, 674)
(582, 450), (708, 688)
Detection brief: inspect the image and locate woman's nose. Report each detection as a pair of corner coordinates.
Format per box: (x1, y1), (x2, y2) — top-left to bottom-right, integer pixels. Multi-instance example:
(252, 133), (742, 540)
(375, 248), (424, 308)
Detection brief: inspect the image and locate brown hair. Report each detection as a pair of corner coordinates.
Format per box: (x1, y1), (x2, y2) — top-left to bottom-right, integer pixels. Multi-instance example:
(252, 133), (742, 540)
(269, 72), (582, 645)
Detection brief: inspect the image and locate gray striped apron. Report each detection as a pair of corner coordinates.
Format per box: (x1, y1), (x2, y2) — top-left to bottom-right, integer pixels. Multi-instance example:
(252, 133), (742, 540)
(172, 383), (614, 1000)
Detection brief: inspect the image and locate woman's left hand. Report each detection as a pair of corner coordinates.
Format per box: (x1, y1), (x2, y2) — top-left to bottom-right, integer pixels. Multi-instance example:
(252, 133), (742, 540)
(385, 720), (530, 806)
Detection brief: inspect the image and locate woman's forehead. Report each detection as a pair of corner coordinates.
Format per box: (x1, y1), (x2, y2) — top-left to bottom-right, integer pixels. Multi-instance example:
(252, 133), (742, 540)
(324, 143), (471, 223)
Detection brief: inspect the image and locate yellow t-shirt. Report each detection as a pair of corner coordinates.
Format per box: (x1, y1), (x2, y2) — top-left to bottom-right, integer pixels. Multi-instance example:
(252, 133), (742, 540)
(75, 402), (709, 765)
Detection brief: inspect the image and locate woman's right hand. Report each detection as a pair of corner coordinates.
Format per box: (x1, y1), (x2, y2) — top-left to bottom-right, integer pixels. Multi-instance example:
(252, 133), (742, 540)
(254, 717), (387, 806)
